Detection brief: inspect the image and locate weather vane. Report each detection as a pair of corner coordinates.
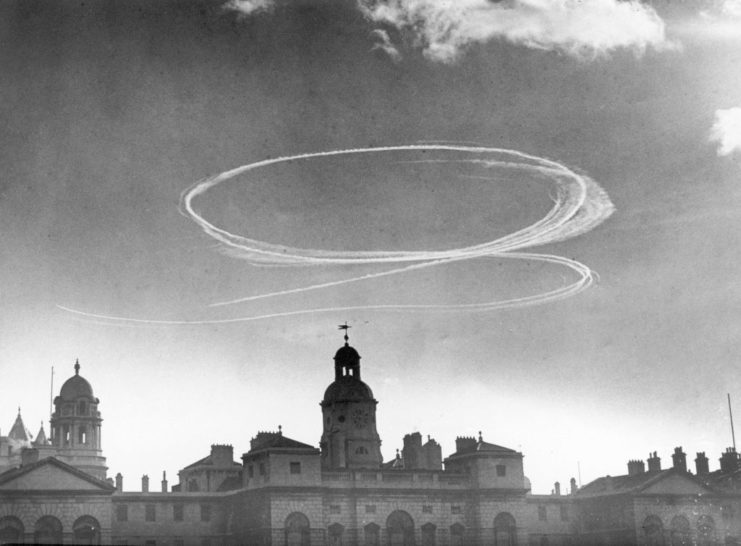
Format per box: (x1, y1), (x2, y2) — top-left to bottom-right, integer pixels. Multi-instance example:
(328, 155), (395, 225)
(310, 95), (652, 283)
(338, 322), (351, 345)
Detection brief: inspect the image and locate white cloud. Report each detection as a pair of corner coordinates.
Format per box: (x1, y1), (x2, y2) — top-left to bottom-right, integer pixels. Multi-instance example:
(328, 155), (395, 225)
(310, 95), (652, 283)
(710, 107), (741, 157)
(224, 0), (274, 17)
(722, 0), (741, 17)
(370, 29), (403, 62)
(358, 0), (671, 63)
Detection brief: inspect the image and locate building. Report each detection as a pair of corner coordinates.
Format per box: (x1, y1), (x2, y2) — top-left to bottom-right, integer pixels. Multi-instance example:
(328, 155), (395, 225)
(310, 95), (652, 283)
(1, 332), (740, 545)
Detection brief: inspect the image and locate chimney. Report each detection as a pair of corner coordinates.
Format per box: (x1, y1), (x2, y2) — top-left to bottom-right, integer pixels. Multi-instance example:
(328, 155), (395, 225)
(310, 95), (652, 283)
(695, 452), (710, 475)
(720, 447), (740, 473)
(142, 475), (149, 493)
(161, 471), (168, 492)
(570, 477), (578, 495)
(455, 436), (477, 453)
(672, 447), (687, 472)
(627, 459), (645, 476)
(20, 448), (39, 466)
(554, 481), (561, 496)
(647, 451), (661, 473)
(115, 473), (123, 492)
(210, 444), (234, 466)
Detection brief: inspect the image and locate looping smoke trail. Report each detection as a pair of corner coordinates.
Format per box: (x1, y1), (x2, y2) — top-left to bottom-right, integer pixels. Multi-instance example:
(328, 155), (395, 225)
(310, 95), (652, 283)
(58, 145), (614, 325)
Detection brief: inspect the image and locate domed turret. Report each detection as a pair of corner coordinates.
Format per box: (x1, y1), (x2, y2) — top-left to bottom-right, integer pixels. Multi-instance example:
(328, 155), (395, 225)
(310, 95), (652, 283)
(320, 324), (383, 470)
(59, 361), (95, 400)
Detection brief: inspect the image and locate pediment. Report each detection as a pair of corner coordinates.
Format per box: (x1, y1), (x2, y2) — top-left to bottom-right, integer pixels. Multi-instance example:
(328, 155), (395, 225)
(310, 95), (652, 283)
(639, 472), (711, 496)
(0, 458), (111, 491)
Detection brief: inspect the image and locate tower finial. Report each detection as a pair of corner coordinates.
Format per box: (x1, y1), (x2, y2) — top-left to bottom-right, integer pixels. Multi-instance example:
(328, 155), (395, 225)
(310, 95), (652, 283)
(74, 359), (80, 375)
(338, 322), (351, 346)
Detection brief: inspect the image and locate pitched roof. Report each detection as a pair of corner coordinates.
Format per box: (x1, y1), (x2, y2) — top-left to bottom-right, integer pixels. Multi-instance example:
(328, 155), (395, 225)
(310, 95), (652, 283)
(447, 439), (518, 459)
(181, 453), (242, 471)
(33, 423), (48, 446)
(246, 431), (316, 454)
(8, 411), (32, 442)
(0, 456), (115, 491)
(216, 475), (243, 491)
(577, 468), (712, 497)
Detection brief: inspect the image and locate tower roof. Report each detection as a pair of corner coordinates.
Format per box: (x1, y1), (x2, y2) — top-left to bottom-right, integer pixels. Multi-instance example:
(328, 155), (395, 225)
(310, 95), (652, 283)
(8, 409), (32, 442)
(34, 422), (48, 446)
(59, 360), (95, 400)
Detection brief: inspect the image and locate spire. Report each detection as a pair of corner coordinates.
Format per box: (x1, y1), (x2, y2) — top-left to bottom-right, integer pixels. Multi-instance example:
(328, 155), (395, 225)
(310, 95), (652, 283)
(74, 359), (80, 375)
(34, 421), (48, 446)
(9, 409), (31, 442)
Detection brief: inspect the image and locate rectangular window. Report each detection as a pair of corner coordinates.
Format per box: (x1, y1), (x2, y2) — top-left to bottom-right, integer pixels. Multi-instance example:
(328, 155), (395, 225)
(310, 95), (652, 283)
(538, 505), (547, 521)
(365, 505), (376, 514)
(560, 505), (569, 521)
(290, 462), (301, 474)
(422, 505), (433, 514)
(451, 505), (462, 515)
(145, 504), (156, 522)
(116, 504), (128, 522)
(248, 465), (254, 478)
(174, 503), (184, 522)
(259, 463), (265, 476)
(496, 464), (506, 477)
(330, 505), (341, 514)
(201, 504), (212, 522)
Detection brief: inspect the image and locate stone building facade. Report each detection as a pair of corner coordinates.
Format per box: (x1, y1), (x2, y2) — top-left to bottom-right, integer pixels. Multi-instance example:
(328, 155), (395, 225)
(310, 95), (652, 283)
(1, 334), (741, 545)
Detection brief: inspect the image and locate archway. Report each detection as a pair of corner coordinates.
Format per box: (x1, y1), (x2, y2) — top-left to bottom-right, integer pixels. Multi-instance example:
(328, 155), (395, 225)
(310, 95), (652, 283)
(697, 515), (716, 546)
(364, 522), (380, 546)
(421, 523), (436, 546)
(73, 515), (101, 545)
(328, 523), (345, 546)
(643, 515), (665, 546)
(0, 516), (24, 545)
(450, 523), (465, 546)
(34, 515), (63, 545)
(387, 510), (414, 546)
(285, 512), (310, 546)
(493, 512), (516, 546)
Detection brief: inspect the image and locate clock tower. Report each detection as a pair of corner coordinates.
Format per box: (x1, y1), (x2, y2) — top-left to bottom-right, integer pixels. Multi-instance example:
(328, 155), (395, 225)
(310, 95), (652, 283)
(320, 325), (383, 470)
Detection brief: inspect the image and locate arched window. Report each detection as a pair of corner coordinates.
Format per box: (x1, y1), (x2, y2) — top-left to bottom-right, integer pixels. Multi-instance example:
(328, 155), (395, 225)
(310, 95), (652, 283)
(328, 523), (345, 546)
(34, 515), (63, 545)
(78, 401), (87, 415)
(421, 522), (436, 546)
(669, 515), (690, 546)
(493, 512), (517, 546)
(356, 446), (369, 454)
(450, 523), (465, 546)
(285, 512), (310, 546)
(697, 515), (716, 546)
(0, 516), (24, 545)
(387, 510), (415, 546)
(73, 515), (101, 545)
(364, 522), (380, 546)
(643, 515), (664, 545)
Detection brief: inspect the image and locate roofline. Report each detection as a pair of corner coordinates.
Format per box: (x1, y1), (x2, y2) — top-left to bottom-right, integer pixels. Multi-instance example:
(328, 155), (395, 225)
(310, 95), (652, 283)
(0, 456), (115, 491)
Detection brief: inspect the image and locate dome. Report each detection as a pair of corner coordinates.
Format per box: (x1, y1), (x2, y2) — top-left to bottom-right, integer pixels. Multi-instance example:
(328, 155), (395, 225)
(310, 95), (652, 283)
(334, 345), (360, 365)
(59, 360), (95, 400)
(323, 376), (374, 403)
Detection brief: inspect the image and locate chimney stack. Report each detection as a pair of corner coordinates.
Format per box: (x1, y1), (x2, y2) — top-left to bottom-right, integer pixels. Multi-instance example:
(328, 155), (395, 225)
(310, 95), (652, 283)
(142, 475), (149, 493)
(161, 471), (168, 492)
(647, 451), (661, 473)
(554, 481), (561, 496)
(115, 473), (123, 492)
(570, 477), (578, 495)
(672, 447), (687, 472)
(720, 447), (740, 474)
(627, 459), (645, 476)
(695, 452), (710, 475)
(20, 448), (39, 466)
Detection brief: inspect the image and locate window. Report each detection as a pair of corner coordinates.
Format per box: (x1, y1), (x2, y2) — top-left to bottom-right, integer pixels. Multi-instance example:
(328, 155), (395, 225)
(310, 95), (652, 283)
(422, 505), (433, 514)
(145, 504), (156, 522)
(560, 505), (569, 521)
(330, 505), (341, 514)
(144, 541), (156, 546)
(78, 401), (87, 415)
(200, 504), (212, 522)
(421, 523), (436, 546)
(173, 504), (184, 522)
(78, 426), (87, 445)
(116, 504), (128, 522)
(450, 523), (465, 546)
(451, 505), (461, 515)
(494, 512), (517, 546)
(290, 462), (301, 474)
(364, 523), (380, 546)
(248, 465), (254, 478)
(365, 505), (376, 514)
(356, 446), (368, 454)
(722, 505), (734, 521)
(328, 523), (344, 546)
(187, 479), (199, 492)
(259, 463), (265, 476)
(538, 506), (547, 521)
(496, 464), (506, 477)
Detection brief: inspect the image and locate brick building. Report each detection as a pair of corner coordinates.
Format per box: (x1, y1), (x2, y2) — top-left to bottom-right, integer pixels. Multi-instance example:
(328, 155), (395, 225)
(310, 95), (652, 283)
(1, 333), (740, 545)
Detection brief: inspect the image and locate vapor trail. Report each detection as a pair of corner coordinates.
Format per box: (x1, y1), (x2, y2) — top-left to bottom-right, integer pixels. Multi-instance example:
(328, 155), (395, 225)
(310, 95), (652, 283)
(59, 145), (614, 325)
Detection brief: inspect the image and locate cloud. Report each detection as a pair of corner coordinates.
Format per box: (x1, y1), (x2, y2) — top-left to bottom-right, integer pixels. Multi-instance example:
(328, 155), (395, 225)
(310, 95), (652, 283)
(370, 29), (403, 62)
(710, 107), (741, 157)
(722, 0), (741, 17)
(224, 0), (274, 17)
(357, 0), (671, 63)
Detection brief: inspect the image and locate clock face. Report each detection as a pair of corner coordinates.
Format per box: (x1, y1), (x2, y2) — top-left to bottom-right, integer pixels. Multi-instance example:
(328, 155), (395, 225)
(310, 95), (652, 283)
(351, 408), (369, 428)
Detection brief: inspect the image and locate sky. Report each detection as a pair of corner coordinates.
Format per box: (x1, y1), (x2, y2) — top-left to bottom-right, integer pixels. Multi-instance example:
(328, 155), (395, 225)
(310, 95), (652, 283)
(1, 0), (740, 494)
